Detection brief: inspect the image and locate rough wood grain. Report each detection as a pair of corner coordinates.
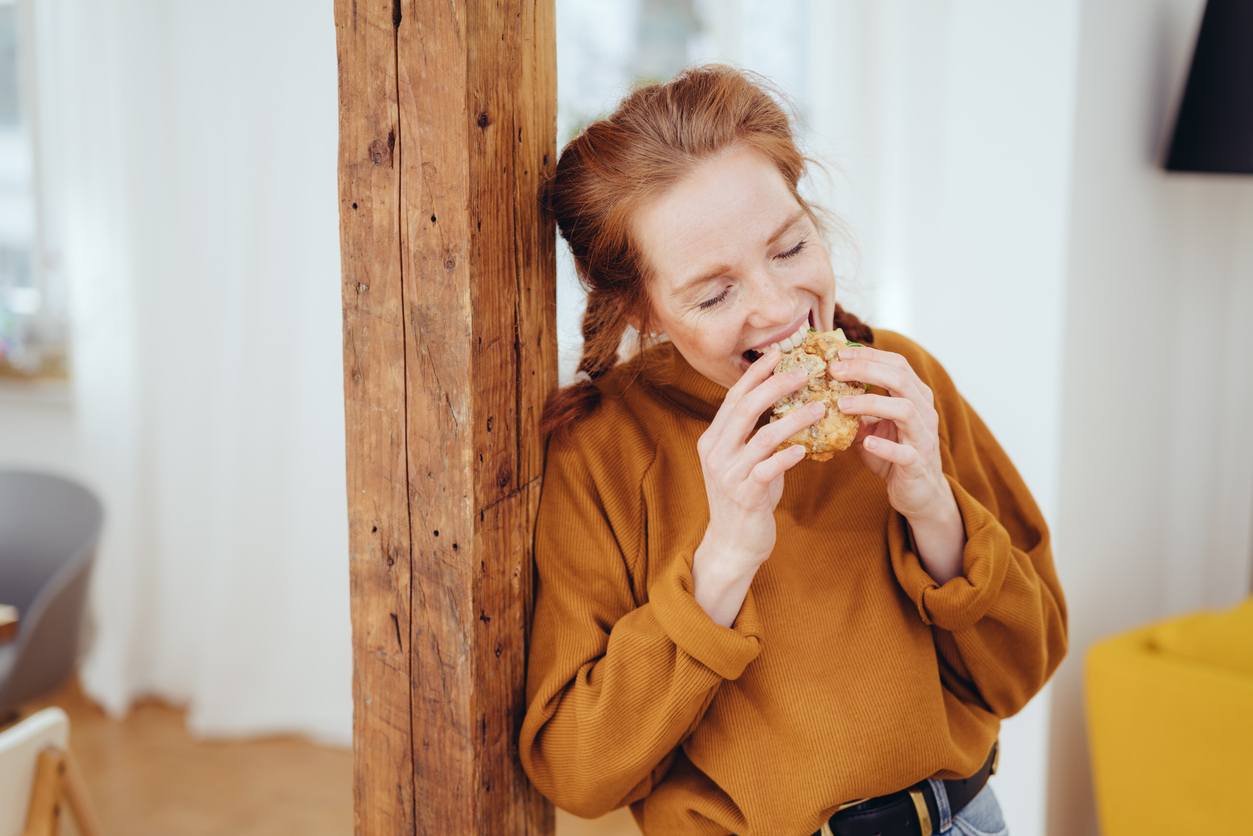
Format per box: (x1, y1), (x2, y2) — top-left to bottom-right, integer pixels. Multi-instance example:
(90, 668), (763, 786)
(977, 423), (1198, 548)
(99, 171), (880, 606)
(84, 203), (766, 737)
(339, 0), (557, 832)
(334, 1), (415, 834)
(397, 1), (555, 832)
(514, 1), (559, 832)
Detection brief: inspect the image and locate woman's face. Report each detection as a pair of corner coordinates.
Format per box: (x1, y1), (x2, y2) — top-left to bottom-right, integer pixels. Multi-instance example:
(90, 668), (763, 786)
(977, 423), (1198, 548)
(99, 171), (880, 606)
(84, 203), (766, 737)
(634, 145), (837, 391)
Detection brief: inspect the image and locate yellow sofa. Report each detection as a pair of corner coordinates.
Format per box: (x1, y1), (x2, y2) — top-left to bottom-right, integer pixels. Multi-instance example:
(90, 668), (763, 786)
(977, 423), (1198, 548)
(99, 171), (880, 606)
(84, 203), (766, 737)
(1085, 596), (1253, 836)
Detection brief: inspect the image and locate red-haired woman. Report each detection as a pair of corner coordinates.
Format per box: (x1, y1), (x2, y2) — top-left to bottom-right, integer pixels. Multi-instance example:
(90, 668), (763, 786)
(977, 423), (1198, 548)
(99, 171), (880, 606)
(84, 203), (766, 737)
(519, 65), (1066, 836)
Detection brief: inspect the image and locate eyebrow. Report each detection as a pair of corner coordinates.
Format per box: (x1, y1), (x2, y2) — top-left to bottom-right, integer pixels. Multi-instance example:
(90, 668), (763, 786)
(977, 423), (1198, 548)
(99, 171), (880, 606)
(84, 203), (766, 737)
(670, 209), (809, 300)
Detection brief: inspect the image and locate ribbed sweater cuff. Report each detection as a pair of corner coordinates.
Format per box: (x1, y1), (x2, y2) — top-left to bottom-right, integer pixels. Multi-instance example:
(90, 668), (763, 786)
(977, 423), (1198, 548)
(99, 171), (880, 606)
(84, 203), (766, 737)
(648, 552), (762, 680)
(893, 475), (1012, 631)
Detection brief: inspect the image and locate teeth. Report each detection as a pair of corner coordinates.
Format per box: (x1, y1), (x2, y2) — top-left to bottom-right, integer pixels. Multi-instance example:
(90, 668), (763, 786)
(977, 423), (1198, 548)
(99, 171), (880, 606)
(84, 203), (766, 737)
(756, 323), (810, 358)
(779, 323), (809, 352)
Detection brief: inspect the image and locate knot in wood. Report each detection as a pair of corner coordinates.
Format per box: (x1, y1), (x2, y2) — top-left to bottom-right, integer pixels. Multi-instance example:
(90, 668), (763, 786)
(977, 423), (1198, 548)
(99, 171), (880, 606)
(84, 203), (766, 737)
(476, 112), (490, 129)
(444, 259), (455, 271)
(368, 138), (389, 166)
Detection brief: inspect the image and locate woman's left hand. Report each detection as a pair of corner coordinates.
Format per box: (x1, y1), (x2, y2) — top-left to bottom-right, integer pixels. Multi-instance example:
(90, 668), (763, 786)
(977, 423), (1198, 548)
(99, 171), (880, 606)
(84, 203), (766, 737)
(829, 345), (966, 583)
(827, 346), (951, 522)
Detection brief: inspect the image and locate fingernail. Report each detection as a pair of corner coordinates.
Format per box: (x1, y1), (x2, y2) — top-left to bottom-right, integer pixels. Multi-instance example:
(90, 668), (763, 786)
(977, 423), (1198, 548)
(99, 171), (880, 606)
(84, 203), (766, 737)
(809, 402), (825, 415)
(864, 437), (878, 450)
(837, 397), (852, 411)
(791, 370), (807, 380)
(838, 349), (855, 360)
(830, 361), (847, 372)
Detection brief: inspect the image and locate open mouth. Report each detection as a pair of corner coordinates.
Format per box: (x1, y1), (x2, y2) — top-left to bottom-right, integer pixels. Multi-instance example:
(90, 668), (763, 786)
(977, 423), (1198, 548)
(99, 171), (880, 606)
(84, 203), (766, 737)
(742, 311), (815, 364)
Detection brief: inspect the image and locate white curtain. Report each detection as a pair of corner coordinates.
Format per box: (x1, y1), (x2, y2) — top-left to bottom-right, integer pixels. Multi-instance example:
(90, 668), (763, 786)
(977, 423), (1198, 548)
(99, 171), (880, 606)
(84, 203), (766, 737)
(34, 0), (351, 744)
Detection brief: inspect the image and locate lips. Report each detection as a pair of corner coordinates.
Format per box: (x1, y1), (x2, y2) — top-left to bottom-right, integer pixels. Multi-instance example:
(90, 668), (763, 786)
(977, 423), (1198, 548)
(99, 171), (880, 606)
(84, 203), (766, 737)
(741, 311), (815, 364)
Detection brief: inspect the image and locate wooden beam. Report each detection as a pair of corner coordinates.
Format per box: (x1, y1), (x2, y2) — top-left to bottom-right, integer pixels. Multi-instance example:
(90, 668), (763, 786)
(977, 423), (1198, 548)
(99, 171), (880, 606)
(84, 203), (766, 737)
(336, 0), (557, 832)
(335, 1), (414, 834)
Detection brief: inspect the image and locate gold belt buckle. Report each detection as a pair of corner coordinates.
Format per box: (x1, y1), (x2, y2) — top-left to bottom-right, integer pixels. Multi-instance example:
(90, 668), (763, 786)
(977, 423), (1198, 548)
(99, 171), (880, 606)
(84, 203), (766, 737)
(820, 798), (870, 836)
(908, 787), (933, 836)
(820, 791), (933, 836)
(822, 742), (999, 836)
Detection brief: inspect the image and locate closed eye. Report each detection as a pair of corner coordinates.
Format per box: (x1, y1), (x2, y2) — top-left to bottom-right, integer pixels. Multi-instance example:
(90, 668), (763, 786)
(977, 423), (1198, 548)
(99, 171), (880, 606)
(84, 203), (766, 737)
(776, 240), (806, 260)
(698, 287), (729, 310)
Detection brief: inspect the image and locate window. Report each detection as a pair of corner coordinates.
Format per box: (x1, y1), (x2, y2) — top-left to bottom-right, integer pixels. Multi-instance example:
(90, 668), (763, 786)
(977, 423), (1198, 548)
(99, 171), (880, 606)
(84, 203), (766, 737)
(0, 0), (65, 381)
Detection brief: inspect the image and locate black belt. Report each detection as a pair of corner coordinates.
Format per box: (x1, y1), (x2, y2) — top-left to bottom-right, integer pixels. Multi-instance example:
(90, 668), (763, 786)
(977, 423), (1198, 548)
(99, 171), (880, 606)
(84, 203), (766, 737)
(812, 742), (999, 836)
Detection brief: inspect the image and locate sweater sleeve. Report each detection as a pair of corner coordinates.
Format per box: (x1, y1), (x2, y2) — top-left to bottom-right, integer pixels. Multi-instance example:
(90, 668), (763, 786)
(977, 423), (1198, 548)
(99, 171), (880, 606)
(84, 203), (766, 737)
(519, 432), (762, 818)
(887, 344), (1068, 719)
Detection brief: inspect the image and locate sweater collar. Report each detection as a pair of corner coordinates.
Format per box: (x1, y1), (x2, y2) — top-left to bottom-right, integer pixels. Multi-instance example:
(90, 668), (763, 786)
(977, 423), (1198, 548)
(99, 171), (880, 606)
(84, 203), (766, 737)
(646, 341), (730, 423)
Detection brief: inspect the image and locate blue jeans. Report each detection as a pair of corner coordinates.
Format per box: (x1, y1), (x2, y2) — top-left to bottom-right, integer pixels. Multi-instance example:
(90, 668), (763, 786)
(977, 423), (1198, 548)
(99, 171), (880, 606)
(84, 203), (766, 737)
(929, 780), (1008, 836)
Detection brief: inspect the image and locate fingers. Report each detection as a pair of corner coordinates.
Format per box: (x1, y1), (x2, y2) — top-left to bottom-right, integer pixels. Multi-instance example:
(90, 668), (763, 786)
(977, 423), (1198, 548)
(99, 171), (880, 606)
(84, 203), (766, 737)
(837, 392), (938, 450)
(727, 347), (781, 401)
(738, 373), (811, 427)
(747, 444), (808, 486)
(828, 347), (942, 484)
(828, 346), (933, 406)
(829, 348), (937, 441)
(709, 399), (823, 486)
(707, 348), (779, 441)
(709, 353), (810, 450)
(700, 348), (778, 457)
(859, 433), (920, 467)
(746, 398), (826, 458)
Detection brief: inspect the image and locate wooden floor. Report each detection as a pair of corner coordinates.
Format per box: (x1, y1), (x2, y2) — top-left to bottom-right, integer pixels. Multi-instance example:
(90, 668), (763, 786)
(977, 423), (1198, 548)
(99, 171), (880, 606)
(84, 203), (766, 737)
(20, 678), (638, 836)
(25, 679), (353, 836)
(559, 806), (639, 836)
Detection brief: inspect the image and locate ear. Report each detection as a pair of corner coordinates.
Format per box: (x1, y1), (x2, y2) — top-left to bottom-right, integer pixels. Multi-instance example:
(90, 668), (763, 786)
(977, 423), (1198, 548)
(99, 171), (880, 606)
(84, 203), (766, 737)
(623, 298), (657, 336)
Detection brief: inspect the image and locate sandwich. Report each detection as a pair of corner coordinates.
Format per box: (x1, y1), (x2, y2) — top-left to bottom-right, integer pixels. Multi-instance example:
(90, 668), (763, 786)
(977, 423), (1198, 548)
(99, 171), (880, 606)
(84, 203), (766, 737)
(770, 328), (864, 462)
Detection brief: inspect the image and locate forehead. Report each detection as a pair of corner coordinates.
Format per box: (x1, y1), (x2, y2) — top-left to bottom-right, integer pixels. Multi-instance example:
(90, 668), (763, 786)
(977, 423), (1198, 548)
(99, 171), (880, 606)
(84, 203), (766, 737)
(633, 146), (801, 290)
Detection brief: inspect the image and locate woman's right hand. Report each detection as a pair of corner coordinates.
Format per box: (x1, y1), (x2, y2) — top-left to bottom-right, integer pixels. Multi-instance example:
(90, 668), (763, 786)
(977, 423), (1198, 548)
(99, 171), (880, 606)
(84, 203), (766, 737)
(692, 348), (823, 625)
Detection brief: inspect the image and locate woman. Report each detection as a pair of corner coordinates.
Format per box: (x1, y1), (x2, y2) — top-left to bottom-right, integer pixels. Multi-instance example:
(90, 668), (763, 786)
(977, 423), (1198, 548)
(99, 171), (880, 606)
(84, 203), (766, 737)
(519, 65), (1067, 836)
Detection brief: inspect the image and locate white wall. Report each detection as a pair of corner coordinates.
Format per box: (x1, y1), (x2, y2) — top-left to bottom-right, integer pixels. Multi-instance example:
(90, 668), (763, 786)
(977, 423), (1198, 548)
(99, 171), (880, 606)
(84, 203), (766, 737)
(0, 384), (79, 478)
(1049, 1), (1253, 834)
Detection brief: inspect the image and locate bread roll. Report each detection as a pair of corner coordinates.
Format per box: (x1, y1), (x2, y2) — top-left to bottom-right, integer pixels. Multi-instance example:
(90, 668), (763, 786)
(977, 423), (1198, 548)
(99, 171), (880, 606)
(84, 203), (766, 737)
(770, 328), (863, 462)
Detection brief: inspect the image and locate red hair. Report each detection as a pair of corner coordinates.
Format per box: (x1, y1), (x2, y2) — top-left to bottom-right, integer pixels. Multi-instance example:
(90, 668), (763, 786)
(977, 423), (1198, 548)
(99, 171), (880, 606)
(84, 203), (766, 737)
(541, 65), (871, 441)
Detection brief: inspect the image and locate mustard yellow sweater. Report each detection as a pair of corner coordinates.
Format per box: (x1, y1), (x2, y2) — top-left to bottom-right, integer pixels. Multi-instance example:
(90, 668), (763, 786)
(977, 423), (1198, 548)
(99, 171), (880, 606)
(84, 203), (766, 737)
(519, 331), (1067, 836)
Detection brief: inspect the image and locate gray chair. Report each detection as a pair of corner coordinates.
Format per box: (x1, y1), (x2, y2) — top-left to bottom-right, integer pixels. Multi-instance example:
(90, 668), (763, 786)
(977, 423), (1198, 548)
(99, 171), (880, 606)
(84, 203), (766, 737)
(0, 471), (103, 719)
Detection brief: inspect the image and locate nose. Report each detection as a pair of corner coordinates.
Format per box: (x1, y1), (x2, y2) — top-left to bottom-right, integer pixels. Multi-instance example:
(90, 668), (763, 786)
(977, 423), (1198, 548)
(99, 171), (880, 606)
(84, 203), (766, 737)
(744, 271), (794, 330)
